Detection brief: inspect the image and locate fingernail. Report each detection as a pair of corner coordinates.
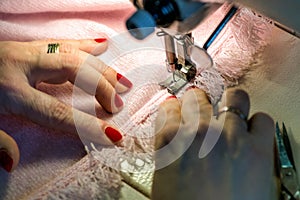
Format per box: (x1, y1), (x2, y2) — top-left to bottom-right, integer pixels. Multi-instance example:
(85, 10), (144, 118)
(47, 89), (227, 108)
(105, 127), (123, 143)
(115, 94), (124, 108)
(94, 38), (107, 43)
(117, 73), (133, 89)
(186, 85), (198, 91)
(166, 95), (177, 100)
(0, 149), (13, 173)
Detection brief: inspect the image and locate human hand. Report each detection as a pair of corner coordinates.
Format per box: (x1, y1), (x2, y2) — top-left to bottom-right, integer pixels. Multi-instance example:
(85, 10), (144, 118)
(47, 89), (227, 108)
(0, 39), (132, 172)
(152, 87), (277, 200)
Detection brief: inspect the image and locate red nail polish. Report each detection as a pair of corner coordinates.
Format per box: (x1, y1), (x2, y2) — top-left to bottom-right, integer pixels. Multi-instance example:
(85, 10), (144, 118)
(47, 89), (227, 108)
(166, 95), (177, 100)
(117, 73), (133, 89)
(94, 38), (107, 43)
(115, 94), (124, 108)
(105, 127), (123, 143)
(0, 149), (13, 172)
(186, 85), (198, 91)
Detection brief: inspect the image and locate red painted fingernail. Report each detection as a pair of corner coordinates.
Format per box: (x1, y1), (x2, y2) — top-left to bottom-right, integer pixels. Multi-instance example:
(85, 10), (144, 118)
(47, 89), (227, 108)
(186, 85), (198, 91)
(117, 73), (133, 89)
(115, 94), (124, 108)
(94, 38), (107, 43)
(105, 127), (123, 143)
(0, 149), (13, 173)
(166, 95), (177, 100)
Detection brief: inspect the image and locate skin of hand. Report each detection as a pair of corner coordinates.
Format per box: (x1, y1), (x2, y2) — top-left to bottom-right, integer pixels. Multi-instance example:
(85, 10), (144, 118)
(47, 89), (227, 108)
(0, 39), (132, 172)
(152, 87), (278, 200)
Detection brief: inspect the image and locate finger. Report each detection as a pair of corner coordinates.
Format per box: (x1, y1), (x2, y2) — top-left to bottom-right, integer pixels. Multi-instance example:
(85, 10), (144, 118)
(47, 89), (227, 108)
(181, 87), (212, 131)
(31, 44), (132, 94)
(62, 51), (132, 93)
(31, 38), (108, 56)
(69, 61), (125, 114)
(218, 88), (250, 130)
(248, 113), (275, 189)
(13, 84), (123, 145)
(155, 96), (181, 150)
(0, 130), (20, 173)
(83, 54), (133, 93)
(33, 53), (125, 113)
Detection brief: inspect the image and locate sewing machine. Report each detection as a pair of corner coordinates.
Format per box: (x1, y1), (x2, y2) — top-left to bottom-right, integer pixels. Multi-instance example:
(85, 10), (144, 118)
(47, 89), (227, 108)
(126, 0), (300, 39)
(124, 1), (300, 199)
(126, 0), (300, 94)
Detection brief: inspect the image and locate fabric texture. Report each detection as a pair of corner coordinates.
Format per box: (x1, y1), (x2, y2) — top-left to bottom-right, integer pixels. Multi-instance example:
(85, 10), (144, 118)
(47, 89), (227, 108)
(0, 0), (131, 13)
(0, 1), (272, 199)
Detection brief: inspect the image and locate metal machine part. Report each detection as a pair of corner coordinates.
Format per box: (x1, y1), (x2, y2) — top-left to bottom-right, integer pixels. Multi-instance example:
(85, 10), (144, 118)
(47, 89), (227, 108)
(127, 0), (221, 40)
(155, 4), (234, 94)
(157, 31), (213, 94)
(127, 1), (237, 94)
(158, 32), (197, 94)
(128, 0), (300, 39)
(127, 0), (299, 90)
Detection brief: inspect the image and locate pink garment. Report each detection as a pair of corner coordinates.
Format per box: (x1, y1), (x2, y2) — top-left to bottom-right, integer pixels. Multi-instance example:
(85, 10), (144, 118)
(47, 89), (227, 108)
(0, 1), (136, 199)
(0, 1), (272, 199)
(0, 0), (134, 41)
(0, 0), (131, 13)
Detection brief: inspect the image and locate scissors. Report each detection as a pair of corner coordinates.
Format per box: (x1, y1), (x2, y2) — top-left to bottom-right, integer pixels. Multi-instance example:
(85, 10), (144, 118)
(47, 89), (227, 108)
(275, 122), (300, 200)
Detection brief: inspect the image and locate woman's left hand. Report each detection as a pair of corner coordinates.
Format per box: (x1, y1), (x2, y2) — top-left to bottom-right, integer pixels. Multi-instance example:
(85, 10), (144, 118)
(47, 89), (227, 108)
(0, 39), (133, 170)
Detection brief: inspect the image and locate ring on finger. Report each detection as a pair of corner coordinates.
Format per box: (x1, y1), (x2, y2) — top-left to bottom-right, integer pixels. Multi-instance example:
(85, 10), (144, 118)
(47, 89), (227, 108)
(217, 106), (247, 121)
(47, 43), (60, 54)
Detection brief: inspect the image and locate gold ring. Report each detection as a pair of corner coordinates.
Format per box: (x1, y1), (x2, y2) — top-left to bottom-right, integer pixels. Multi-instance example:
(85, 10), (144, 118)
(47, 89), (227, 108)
(47, 43), (60, 54)
(217, 106), (247, 121)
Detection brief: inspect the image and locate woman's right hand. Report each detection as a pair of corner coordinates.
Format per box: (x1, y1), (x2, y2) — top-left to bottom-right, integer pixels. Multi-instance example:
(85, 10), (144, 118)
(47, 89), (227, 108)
(152, 87), (277, 200)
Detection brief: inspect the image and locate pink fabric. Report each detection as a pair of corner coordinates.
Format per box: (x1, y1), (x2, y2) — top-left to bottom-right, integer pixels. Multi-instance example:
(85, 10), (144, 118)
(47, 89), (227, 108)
(0, 1), (136, 199)
(0, 0), (131, 13)
(0, 1), (135, 41)
(0, 1), (272, 199)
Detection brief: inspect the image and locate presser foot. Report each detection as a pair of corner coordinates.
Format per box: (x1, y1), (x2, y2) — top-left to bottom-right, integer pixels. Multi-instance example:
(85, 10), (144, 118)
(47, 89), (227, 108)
(159, 73), (189, 95)
(159, 63), (196, 95)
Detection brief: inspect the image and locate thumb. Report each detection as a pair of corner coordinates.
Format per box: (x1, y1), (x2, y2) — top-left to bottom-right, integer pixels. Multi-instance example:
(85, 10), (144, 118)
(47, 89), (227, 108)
(0, 130), (20, 173)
